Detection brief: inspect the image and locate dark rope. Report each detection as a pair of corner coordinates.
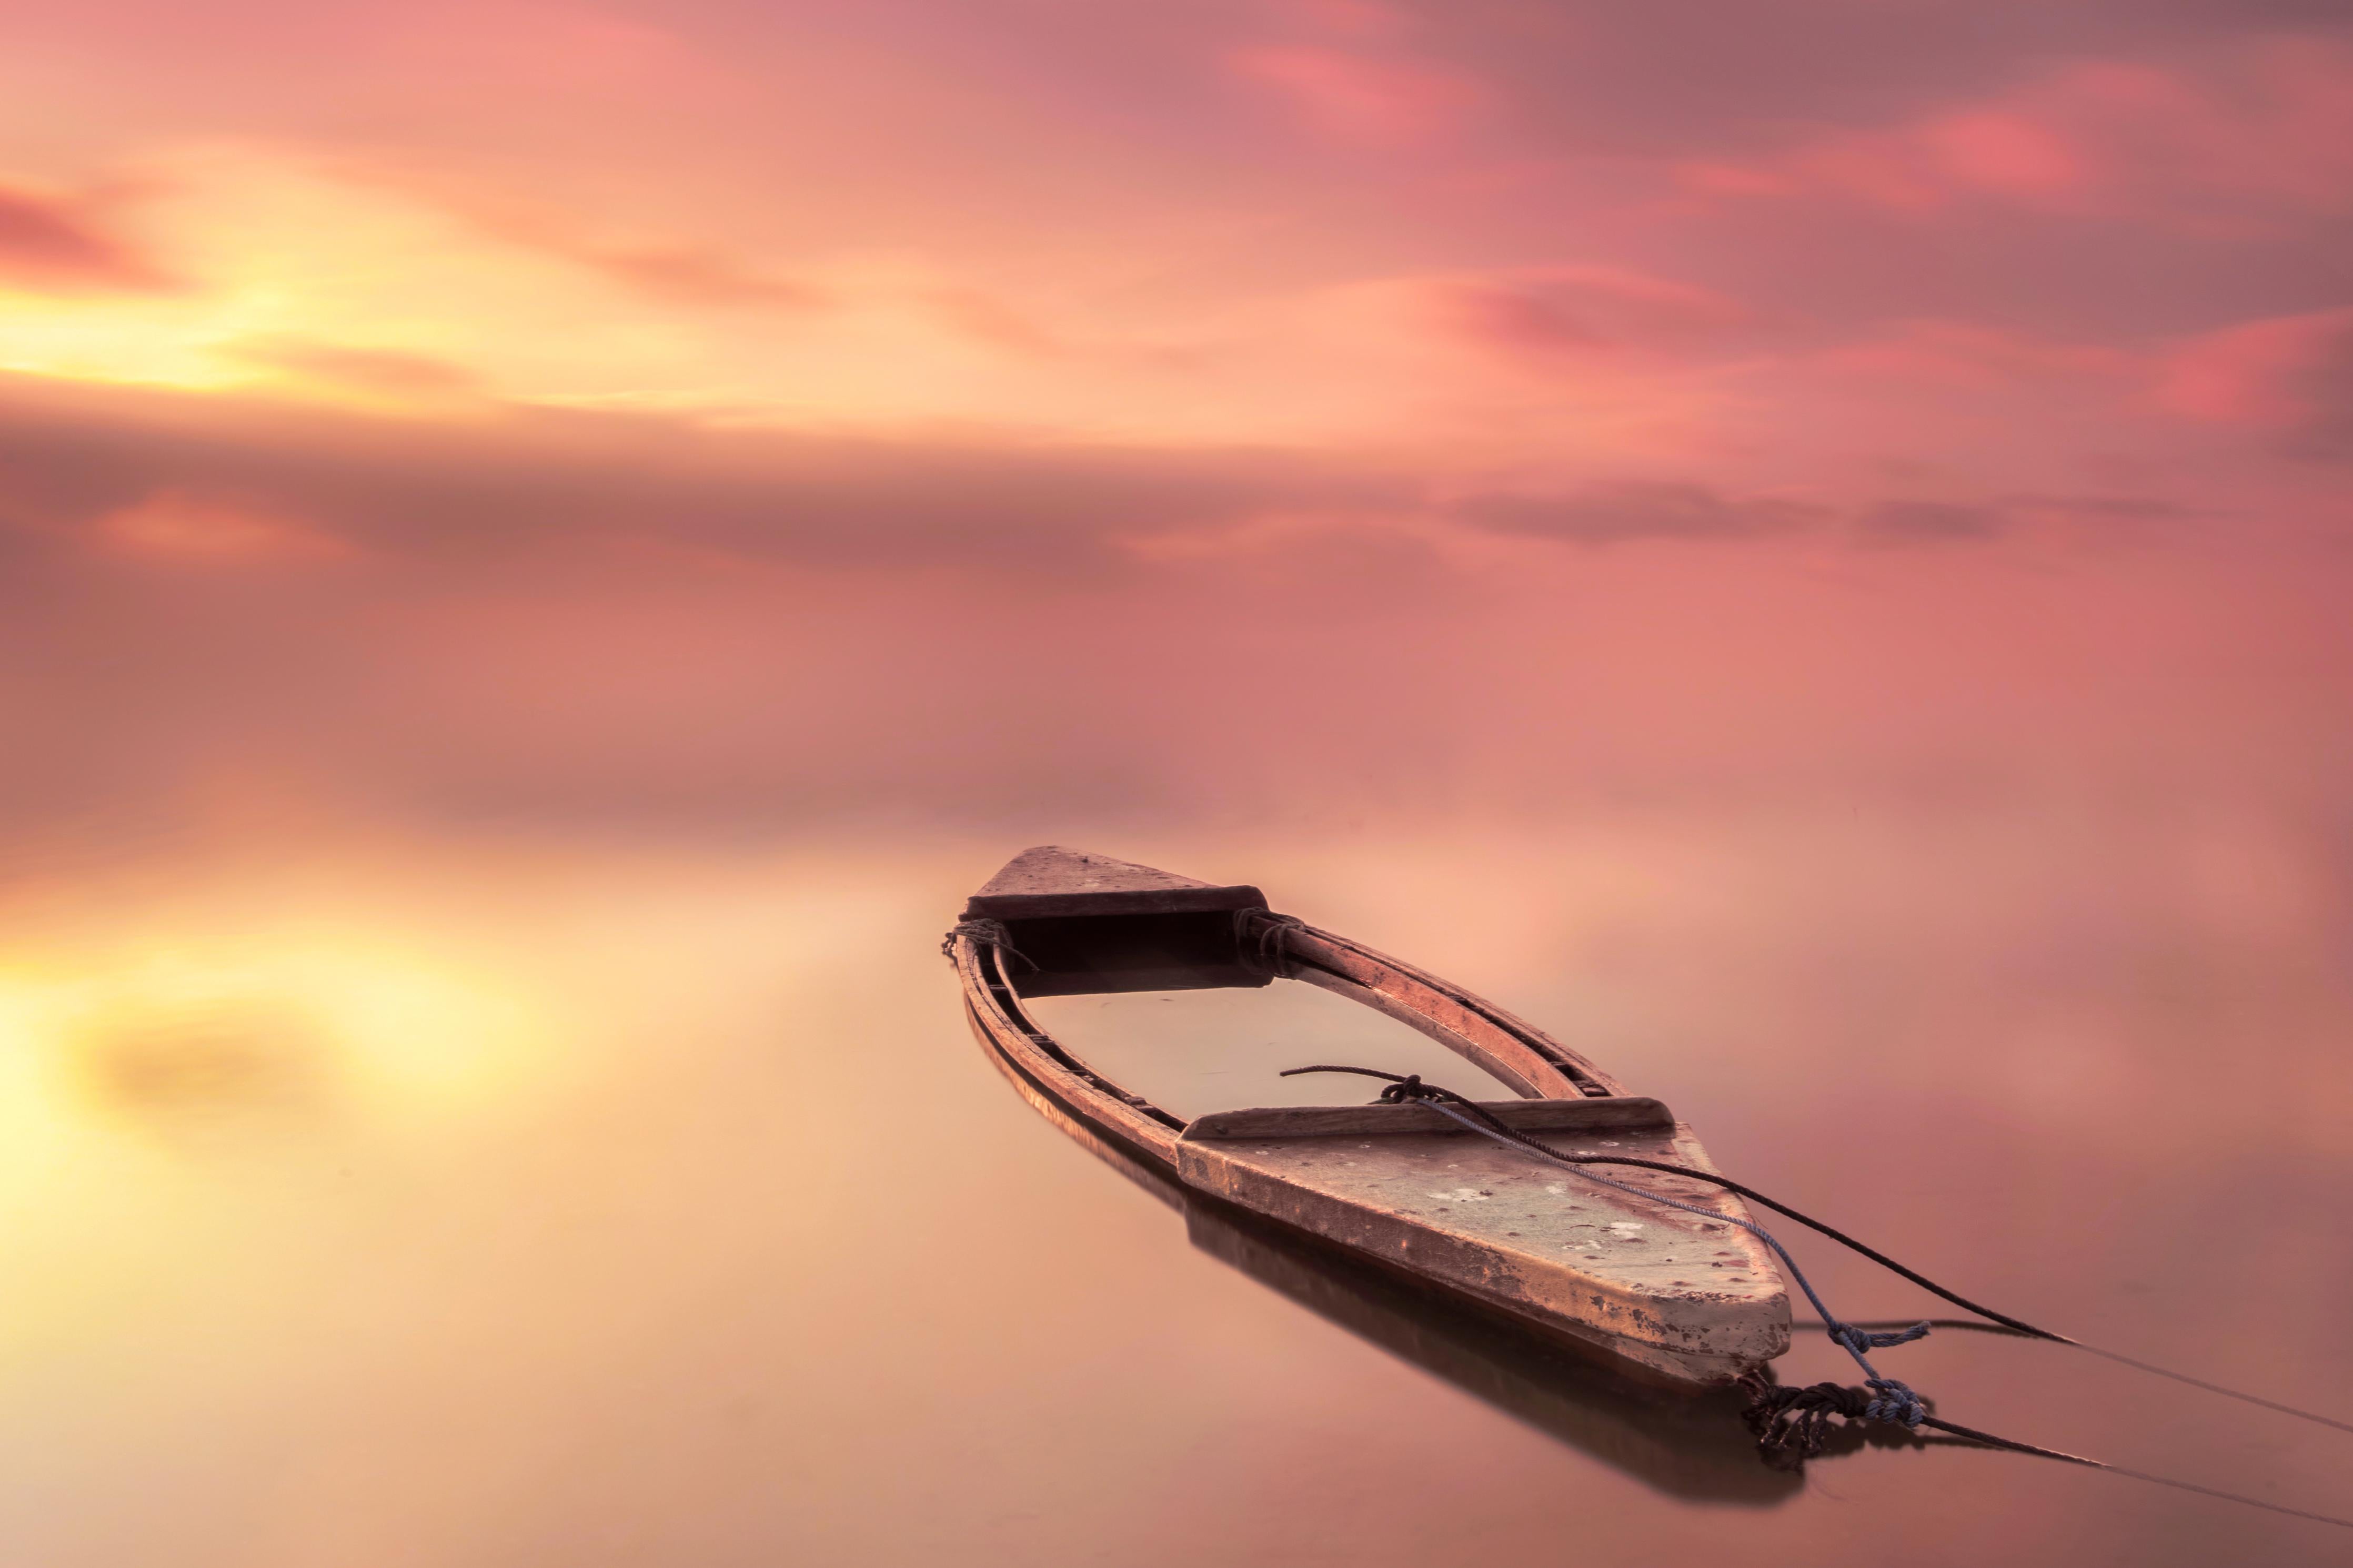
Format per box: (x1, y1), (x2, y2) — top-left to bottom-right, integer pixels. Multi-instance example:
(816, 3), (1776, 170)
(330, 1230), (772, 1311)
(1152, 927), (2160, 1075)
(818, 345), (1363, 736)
(941, 917), (1035, 971)
(1735, 1369), (2353, 1529)
(1235, 909), (1305, 978)
(1279, 1062), (2353, 1528)
(1738, 1373), (2082, 1464)
(1794, 1320), (2353, 1437)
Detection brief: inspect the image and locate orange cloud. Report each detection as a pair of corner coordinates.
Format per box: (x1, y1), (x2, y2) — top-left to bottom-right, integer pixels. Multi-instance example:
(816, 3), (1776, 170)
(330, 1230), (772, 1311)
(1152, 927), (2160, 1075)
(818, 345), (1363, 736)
(555, 242), (828, 312)
(351, 175), (831, 312)
(222, 336), (483, 403)
(95, 489), (356, 564)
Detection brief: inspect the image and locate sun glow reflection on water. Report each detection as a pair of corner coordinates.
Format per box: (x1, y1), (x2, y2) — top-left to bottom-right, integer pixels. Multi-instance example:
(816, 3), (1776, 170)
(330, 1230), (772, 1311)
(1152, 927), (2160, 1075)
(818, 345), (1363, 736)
(0, 814), (2349, 1566)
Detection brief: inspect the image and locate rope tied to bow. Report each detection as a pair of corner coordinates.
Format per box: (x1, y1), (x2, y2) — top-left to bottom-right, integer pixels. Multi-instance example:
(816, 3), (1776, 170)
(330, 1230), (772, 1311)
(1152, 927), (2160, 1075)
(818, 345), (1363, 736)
(940, 917), (1036, 970)
(1235, 909), (1306, 978)
(1741, 1375), (1928, 1458)
(1834, 1320), (1932, 1355)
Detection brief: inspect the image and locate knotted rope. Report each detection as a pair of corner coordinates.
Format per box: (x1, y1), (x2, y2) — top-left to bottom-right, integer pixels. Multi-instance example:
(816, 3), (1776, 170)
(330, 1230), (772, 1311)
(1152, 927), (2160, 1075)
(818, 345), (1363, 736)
(1235, 909), (1306, 978)
(1741, 1375), (1935, 1460)
(940, 917), (1036, 971)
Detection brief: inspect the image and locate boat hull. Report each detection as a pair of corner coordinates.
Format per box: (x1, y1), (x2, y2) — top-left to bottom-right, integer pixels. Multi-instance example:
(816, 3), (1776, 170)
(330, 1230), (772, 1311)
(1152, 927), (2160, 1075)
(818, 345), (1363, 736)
(950, 846), (1792, 1387)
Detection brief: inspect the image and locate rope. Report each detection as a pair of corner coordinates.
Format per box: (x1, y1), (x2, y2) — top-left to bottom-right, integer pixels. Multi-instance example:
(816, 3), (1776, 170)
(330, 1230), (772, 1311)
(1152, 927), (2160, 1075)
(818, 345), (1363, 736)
(1276, 1063), (2353, 1529)
(1794, 1320), (2353, 1437)
(940, 917), (1035, 971)
(1235, 909), (1305, 978)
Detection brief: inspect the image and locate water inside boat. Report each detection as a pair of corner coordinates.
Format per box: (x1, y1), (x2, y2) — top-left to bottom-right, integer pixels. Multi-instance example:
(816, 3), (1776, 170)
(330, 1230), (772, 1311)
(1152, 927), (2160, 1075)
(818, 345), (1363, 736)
(1024, 978), (1525, 1124)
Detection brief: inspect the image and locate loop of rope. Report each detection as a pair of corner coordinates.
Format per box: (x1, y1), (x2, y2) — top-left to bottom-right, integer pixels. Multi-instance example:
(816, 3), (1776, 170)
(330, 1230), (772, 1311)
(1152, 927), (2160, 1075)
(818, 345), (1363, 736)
(1235, 909), (1305, 978)
(1834, 1321), (1932, 1355)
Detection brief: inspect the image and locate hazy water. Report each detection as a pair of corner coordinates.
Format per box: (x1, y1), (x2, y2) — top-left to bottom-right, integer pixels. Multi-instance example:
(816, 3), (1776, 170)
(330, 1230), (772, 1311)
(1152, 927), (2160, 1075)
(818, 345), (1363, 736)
(4, 803), (2351, 1565)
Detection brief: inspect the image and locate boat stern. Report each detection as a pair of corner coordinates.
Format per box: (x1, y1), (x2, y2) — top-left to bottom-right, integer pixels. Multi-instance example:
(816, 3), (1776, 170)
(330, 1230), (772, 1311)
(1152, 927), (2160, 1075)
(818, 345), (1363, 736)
(1175, 1098), (1791, 1384)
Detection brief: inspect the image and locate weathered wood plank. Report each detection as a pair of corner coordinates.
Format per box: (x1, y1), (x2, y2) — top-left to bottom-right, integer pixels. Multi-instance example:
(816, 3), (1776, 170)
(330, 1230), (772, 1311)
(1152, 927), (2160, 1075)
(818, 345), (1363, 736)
(1182, 1097), (1675, 1140)
(954, 938), (1182, 1162)
(1275, 924), (1620, 1097)
(964, 845), (1266, 920)
(1175, 1121), (1789, 1379)
(1290, 966), (1571, 1099)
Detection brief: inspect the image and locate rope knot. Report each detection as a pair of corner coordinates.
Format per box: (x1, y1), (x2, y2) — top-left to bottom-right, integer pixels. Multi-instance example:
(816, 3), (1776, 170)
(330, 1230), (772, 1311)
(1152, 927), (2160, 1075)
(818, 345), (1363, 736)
(1235, 910), (1306, 977)
(1862, 1378), (1928, 1429)
(1740, 1377), (1872, 1460)
(1377, 1075), (1428, 1104)
(1740, 1372), (1932, 1461)
(1830, 1320), (1932, 1357)
(940, 918), (1035, 971)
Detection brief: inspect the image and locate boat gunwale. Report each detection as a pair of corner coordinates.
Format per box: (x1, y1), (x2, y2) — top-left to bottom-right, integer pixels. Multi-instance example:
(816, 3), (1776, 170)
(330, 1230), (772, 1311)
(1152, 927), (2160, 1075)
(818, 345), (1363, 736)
(952, 909), (1628, 1172)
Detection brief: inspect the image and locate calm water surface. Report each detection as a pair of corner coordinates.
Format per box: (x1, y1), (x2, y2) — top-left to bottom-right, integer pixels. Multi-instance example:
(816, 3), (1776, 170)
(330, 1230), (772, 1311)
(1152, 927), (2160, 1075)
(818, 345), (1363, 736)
(4, 805), (2350, 1564)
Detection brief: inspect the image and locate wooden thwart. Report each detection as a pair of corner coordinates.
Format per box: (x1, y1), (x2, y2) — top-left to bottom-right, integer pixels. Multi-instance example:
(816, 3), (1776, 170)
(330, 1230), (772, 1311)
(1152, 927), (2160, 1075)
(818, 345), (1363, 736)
(1182, 1097), (1675, 1141)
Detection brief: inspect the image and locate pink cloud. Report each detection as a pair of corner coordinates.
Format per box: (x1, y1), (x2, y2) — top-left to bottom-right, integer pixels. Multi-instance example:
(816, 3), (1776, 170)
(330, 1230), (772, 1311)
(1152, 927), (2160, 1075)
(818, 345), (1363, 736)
(2158, 308), (2353, 459)
(1676, 40), (2353, 224)
(1918, 110), (2088, 200)
(1226, 45), (1483, 147)
(1368, 266), (1753, 360)
(1672, 163), (1796, 200)
(1817, 321), (2134, 390)
(1261, 0), (1411, 39)
(0, 180), (172, 293)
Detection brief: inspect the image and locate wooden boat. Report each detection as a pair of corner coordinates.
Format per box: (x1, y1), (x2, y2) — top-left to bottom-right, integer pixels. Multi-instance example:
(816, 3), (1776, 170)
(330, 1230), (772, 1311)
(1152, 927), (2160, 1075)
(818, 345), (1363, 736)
(948, 846), (1792, 1387)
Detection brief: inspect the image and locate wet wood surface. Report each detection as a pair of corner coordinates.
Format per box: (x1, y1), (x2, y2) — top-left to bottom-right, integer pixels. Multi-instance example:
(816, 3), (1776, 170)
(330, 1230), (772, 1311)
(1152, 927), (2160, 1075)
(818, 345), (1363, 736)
(1183, 1097), (1676, 1140)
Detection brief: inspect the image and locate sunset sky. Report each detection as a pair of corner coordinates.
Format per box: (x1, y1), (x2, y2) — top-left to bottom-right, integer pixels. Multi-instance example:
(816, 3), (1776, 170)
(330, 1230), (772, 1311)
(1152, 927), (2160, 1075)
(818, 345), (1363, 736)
(9, 14), (2353, 1562)
(5, 2), (2351, 841)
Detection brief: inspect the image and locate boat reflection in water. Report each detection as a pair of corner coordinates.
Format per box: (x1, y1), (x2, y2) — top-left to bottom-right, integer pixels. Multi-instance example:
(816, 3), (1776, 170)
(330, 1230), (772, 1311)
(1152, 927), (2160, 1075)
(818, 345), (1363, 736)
(982, 1043), (1802, 1506)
